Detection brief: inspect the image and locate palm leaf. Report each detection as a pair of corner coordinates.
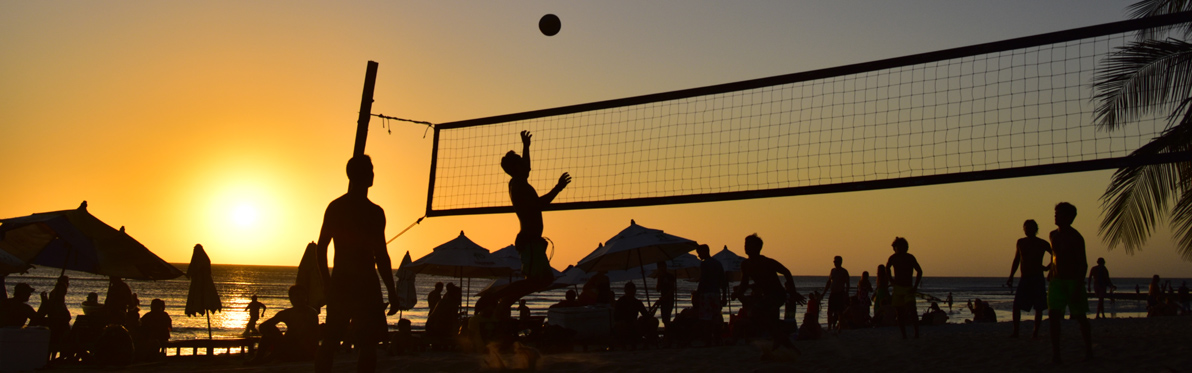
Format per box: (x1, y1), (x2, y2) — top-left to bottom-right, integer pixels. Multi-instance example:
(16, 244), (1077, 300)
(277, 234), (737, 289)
(1128, 0), (1192, 40)
(1093, 39), (1192, 131)
(1099, 114), (1192, 254)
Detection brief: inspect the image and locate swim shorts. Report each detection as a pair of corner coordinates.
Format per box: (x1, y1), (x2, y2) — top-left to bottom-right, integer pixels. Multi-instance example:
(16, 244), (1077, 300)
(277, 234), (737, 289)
(1013, 273), (1048, 312)
(892, 285), (916, 307)
(1048, 279), (1089, 317)
(516, 235), (551, 279)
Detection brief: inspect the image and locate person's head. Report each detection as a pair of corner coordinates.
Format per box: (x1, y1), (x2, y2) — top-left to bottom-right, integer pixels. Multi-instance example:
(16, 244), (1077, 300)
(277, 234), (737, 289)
(519, 299), (527, 306)
(892, 237), (909, 253)
(251, 294), (258, 302)
(346, 154), (374, 189)
(434, 282), (444, 290)
(1097, 257), (1105, 265)
(1054, 202), (1077, 226)
(289, 284), (309, 308)
(861, 271), (870, 281)
(150, 299), (165, 313)
(86, 292), (99, 302)
(624, 281), (637, 296)
(833, 256), (843, 267)
(565, 289), (577, 301)
(876, 264), (887, 279)
(695, 244), (711, 260)
(1153, 275), (1161, 283)
(744, 234), (763, 257)
(13, 283), (33, 302)
(1023, 219), (1038, 237)
(397, 318), (412, 332)
(501, 151), (528, 178)
(930, 302), (940, 311)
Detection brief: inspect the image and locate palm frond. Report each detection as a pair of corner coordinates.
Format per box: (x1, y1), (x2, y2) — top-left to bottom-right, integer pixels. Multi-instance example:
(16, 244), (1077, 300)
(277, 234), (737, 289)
(1099, 118), (1192, 253)
(1170, 181), (1192, 260)
(1128, 0), (1192, 40)
(1093, 39), (1192, 132)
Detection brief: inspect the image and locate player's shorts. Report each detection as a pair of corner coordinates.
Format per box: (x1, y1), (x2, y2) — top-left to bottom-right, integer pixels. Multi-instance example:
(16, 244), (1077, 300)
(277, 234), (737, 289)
(516, 235), (551, 279)
(1048, 279), (1089, 317)
(1013, 273), (1048, 312)
(892, 285), (916, 307)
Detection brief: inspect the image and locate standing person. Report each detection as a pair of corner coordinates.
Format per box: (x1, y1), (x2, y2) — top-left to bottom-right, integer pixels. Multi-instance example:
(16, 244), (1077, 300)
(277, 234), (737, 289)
(1047, 202), (1093, 364)
(105, 276), (134, 326)
(693, 244), (726, 344)
(244, 294), (267, 335)
(655, 261), (676, 326)
(34, 276), (71, 360)
(314, 154), (400, 373)
(427, 282), (444, 313)
(733, 234), (798, 353)
(874, 264), (891, 324)
(886, 237), (923, 339)
(477, 130), (571, 316)
(1179, 281), (1190, 311)
(1006, 219), (1051, 338)
(1147, 275), (1162, 310)
(822, 256), (851, 330)
(946, 292), (954, 312)
(1087, 258), (1116, 319)
(855, 271), (872, 320)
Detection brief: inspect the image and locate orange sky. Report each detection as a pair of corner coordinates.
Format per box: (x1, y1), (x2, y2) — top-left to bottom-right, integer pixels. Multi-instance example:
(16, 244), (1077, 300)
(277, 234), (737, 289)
(3, 1), (1190, 278)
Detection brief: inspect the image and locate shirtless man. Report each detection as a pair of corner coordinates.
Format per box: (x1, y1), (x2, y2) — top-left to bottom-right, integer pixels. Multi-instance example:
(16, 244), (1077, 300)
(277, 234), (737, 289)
(822, 256), (850, 330)
(315, 155), (399, 373)
(886, 237), (922, 339)
(244, 295), (267, 335)
(478, 131), (570, 316)
(733, 234), (798, 352)
(1006, 219), (1051, 338)
(1048, 202), (1092, 364)
(1087, 257), (1116, 319)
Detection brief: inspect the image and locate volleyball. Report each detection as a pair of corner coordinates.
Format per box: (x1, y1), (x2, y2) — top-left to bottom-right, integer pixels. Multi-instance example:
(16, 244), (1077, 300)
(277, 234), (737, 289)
(539, 14), (561, 36)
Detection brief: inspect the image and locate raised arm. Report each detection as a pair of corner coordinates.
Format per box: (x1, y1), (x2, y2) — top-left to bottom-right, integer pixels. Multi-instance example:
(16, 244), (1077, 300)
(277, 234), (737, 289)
(539, 172), (571, 206)
(521, 130), (532, 170)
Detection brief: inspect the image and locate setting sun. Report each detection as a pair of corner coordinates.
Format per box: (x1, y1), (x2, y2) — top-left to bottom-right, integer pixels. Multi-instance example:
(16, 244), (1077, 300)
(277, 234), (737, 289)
(231, 204), (259, 227)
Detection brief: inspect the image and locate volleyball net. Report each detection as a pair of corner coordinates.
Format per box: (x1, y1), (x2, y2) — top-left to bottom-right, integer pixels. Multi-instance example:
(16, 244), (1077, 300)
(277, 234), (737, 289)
(426, 12), (1192, 217)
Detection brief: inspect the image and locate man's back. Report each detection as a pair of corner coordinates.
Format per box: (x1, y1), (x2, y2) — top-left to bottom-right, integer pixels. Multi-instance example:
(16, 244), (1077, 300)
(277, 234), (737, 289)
(697, 257), (725, 294)
(1016, 236), (1051, 278)
(828, 267), (850, 293)
(742, 256), (784, 294)
(324, 194), (386, 285)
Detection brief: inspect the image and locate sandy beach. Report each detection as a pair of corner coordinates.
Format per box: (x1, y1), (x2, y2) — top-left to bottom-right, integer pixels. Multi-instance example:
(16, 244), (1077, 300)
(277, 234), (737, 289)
(37, 316), (1190, 373)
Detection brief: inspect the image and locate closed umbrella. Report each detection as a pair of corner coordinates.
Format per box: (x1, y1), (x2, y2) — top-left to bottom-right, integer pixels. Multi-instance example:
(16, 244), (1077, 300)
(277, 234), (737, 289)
(185, 244), (221, 349)
(0, 201), (184, 280)
(393, 251), (418, 317)
(576, 220), (699, 304)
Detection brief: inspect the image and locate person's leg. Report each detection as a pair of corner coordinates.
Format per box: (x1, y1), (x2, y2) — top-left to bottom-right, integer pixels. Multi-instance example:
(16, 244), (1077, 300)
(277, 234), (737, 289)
(1076, 315), (1092, 360)
(317, 309), (347, 373)
(1011, 308), (1021, 337)
(1032, 309), (1044, 339)
(1049, 308), (1063, 364)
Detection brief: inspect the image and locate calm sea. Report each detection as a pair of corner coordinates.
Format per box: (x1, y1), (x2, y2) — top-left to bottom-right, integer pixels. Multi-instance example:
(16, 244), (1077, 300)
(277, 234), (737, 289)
(3, 265), (1167, 341)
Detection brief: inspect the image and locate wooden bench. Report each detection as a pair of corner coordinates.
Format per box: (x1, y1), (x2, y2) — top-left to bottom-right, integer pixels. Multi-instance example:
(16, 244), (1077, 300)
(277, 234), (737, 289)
(162, 337), (259, 357)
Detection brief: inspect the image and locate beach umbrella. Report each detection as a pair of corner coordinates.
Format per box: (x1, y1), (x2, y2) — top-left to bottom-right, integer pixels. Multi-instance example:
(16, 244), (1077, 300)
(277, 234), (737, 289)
(295, 242), (327, 310)
(576, 220), (699, 303)
(185, 244), (221, 347)
(650, 253), (703, 280)
(407, 231), (513, 314)
(0, 246), (31, 275)
(394, 251), (418, 316)
(0, 201), (184, 280)
(712, 245), (746, 282)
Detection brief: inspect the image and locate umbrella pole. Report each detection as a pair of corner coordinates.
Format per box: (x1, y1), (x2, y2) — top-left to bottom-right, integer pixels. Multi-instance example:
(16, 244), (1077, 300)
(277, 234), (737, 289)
(637, 250), (651, 305)
(206, 312), (213, 356)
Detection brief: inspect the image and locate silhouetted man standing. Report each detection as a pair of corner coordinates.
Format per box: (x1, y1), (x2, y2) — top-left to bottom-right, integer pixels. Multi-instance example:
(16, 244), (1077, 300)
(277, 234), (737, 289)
(315, 155), (398, 373)
(823, 256), (850, 329)
(1006, 219), (1051, 338)
(1048, 202), (1092, 364)
(734, 234), (798, 353)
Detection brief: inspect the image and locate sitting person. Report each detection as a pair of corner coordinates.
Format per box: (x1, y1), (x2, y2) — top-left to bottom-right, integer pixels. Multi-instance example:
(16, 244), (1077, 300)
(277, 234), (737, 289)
(137, 299), (172, 361)
(424, 283), (462, 350)
(920, 302), (948, 325)
(250, 285), (318, 364)
(578, 271), (613, 306)
(613, 282), (650, 350)
(81, 292), (103, 316)
(797, 291), (823, 341)
(1, 283), (41, 327)
(389, 319), (422, 356)
(549, 289), (582, 308)
(966, 299), (997, 323)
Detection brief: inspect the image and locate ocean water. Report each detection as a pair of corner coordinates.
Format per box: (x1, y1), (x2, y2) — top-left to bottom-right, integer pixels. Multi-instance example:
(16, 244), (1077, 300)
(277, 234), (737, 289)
(3, 265), (1170, 341)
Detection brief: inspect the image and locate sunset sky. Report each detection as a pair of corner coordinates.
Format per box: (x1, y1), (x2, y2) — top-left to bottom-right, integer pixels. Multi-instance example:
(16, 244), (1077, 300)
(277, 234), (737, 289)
(3, 1), (1191, 278)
